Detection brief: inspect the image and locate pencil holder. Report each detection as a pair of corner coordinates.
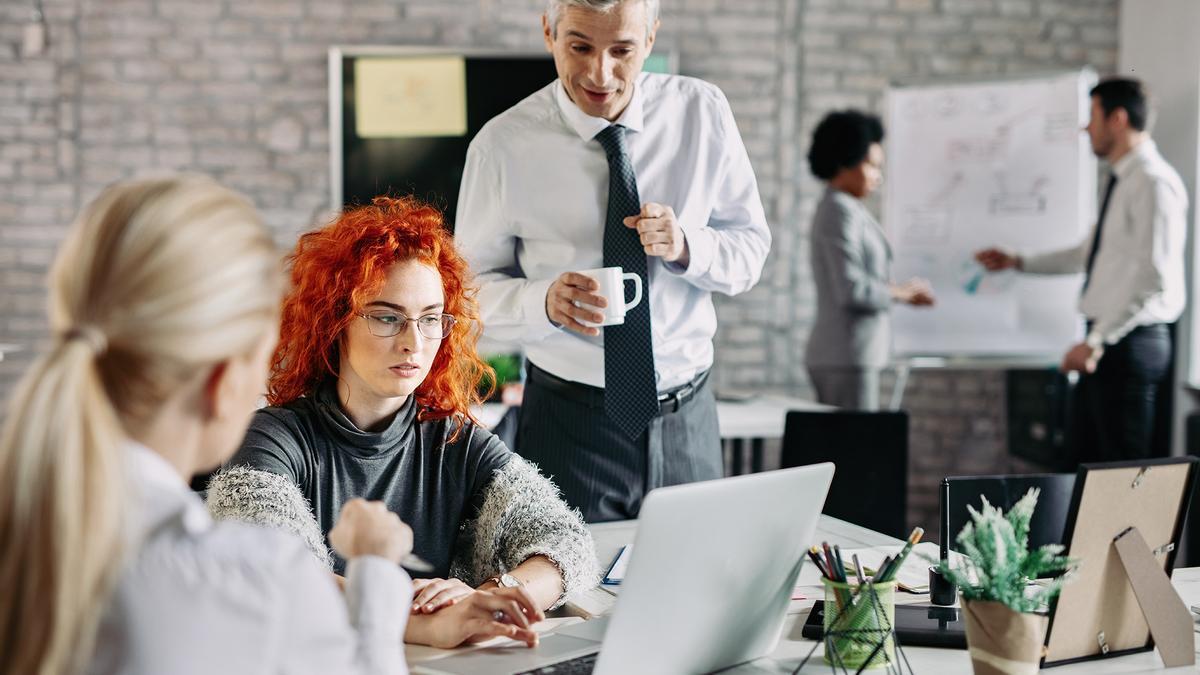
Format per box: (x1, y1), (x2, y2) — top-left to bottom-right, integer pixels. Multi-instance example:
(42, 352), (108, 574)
(821, 579), (897, 670)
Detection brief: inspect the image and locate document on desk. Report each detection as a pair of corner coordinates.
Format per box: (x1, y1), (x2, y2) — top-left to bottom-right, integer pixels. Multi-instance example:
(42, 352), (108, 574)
(602, 546), (632, 586)
(840, 542), (947, 593)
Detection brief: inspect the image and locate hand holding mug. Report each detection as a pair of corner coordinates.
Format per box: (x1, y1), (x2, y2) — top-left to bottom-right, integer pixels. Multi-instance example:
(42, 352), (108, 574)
(575, 267), (642, 328)
(546, 272), (607, 337)
(546, 268), (643, 336)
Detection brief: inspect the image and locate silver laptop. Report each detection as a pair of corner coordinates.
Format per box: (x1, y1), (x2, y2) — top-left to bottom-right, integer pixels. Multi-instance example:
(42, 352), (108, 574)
(415, 463), (834, 675)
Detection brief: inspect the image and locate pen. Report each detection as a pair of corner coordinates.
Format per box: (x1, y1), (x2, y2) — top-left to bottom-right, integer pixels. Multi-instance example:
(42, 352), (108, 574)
(940, 479), (950, 565)
(822, 542), (847, 609)
(832, 545), (846, 583)
(852, 553), (866, 585)
(881, 527), (925, 583)
(872, 555), (892, 583)
(400, 553), (434, 573)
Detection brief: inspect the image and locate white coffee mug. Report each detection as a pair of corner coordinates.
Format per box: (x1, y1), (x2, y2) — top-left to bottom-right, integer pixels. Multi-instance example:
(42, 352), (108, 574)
(577, 266), (643, 327)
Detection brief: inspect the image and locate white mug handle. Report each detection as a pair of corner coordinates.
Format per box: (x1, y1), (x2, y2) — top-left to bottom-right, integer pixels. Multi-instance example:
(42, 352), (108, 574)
(622, 272), (643, 311)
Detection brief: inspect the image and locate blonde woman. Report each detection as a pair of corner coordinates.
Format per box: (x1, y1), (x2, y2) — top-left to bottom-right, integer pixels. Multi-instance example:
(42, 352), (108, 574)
(0, 177), (534, 675)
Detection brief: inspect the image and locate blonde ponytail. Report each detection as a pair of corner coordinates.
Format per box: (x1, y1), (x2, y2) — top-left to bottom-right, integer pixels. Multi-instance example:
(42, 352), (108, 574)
(0, 176), (281, 675)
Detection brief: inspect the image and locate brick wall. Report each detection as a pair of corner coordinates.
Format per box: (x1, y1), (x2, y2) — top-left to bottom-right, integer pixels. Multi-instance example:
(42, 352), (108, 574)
(1, 0), (1118, 533)
(0, 0), (797, 398)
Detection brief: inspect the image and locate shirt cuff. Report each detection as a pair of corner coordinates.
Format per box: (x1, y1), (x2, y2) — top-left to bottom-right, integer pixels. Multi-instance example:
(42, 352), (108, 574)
(344, 555), (412, 636)
(664, 228), (715, 282)
(520, 277), (560, 340)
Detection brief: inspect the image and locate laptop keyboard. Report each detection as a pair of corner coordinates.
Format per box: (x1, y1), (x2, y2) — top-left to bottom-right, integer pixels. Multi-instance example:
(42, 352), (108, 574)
(515, 652), (597, 675)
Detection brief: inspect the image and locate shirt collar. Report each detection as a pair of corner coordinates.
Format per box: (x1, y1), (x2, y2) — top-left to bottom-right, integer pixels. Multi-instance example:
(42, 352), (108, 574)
(126, 440), (212, 536)
(553, 72), (647, 143)
(1111, 138), (1156, 180)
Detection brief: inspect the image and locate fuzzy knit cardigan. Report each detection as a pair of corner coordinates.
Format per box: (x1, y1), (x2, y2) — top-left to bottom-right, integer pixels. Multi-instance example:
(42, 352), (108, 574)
(205, 456), (598, 609)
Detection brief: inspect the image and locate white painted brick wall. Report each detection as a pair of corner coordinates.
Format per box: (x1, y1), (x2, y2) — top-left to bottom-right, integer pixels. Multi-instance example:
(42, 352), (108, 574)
(0, 0), (1118, 534)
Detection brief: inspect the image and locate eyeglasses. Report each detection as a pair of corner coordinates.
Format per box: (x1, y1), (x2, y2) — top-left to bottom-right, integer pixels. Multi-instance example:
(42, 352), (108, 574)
(357, 310), (457, 340)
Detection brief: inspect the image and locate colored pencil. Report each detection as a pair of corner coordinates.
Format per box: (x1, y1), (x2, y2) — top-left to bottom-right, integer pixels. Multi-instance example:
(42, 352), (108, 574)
(822, 542), (838, 583)
(807, 547), (829, 578)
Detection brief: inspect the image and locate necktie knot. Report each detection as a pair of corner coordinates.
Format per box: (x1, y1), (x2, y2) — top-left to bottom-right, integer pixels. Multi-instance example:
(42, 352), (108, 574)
(594, 124), (628, 159)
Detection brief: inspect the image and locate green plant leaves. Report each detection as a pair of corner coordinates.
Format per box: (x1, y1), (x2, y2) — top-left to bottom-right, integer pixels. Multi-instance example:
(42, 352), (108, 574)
(933, 488), (1076, 614)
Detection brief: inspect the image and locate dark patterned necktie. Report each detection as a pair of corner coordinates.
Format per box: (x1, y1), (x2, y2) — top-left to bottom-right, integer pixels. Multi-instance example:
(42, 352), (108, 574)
(594, 124), (658, 438)
(1082, 173), (1118, 294)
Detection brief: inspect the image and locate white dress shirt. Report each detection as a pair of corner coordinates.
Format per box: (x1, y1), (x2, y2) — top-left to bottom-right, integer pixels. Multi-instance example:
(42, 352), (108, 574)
(1022, 139), (1188, 346)
(455, 72), (771, 390)
(88, 442), (411, 675)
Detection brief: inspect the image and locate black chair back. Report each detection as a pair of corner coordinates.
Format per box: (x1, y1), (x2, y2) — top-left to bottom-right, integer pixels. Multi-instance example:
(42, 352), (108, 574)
(782, 411), (908, 539)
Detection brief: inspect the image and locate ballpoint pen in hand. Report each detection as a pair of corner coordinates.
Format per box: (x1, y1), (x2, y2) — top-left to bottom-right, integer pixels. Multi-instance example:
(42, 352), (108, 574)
(400, 553), (435, 573)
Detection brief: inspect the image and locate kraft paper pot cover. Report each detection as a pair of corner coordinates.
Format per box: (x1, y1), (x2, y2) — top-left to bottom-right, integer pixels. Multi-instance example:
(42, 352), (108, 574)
(962, 599), (1047, 675)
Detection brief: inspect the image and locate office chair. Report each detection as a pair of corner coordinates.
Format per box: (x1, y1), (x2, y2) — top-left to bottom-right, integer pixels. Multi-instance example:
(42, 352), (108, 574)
(942, 473), (1076, 553)
(782, 410), (909, 539)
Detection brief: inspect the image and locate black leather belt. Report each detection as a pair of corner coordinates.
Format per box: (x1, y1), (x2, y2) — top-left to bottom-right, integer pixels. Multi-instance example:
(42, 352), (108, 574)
(526, 363), (709, 416)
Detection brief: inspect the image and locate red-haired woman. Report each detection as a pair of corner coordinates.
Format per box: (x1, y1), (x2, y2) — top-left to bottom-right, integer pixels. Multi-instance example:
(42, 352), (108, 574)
(205, 197), (595, 649)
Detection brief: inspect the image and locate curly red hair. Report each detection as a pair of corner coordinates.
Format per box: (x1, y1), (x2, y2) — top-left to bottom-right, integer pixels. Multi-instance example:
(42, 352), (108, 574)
(268, 196), (493, 430)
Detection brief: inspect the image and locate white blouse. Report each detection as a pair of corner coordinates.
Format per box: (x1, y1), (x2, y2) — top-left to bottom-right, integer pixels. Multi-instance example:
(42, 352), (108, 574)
(87, 443), (411, 675)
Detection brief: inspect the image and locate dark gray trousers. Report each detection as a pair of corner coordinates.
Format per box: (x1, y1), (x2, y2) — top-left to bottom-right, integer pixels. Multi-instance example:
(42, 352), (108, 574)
(516, 363), (722, 523)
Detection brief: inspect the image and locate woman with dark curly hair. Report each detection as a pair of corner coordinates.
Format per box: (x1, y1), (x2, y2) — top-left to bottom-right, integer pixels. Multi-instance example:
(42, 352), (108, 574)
(805, 110), (936, 410)
(205, 196), (596, 650)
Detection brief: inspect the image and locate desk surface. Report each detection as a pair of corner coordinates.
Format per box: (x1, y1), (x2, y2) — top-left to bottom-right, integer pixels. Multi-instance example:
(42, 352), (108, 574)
(410, 515), (1200, 673)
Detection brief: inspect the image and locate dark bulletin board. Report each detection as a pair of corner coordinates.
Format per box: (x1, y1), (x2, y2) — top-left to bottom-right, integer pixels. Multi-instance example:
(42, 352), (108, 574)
(336, 51), (558, 230)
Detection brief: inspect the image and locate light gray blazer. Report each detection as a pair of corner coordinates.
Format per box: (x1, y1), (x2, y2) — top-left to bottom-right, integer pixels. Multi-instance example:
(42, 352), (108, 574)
(805, 188), (893, 368)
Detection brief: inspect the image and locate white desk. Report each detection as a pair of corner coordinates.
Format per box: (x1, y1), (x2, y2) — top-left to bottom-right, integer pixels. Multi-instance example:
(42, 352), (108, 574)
(410, 516), (1200, 674)
(591, 519), (1200, 674)
(717, 395), (833, 474)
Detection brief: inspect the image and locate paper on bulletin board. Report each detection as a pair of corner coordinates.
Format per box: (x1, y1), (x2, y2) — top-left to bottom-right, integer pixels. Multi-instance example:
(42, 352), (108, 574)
(354, 56), (468, 138)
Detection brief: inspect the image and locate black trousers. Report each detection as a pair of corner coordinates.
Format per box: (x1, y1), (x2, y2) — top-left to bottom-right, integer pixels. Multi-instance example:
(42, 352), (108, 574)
(1071, 323), (1172, 463)
(516, 363), (722, 523)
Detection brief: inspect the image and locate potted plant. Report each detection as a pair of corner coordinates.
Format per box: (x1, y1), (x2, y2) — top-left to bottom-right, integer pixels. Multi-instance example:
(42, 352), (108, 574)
(932, 488), (1075, 675)
(478, 353), (523, 402)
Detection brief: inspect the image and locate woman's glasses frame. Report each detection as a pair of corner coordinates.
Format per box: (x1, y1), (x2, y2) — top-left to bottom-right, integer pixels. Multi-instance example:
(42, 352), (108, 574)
(357, 310), (456, 340)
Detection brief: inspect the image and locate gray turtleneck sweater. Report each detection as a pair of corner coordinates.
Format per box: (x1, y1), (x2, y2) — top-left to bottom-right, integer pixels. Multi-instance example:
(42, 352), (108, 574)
(205, 381), (597, 607)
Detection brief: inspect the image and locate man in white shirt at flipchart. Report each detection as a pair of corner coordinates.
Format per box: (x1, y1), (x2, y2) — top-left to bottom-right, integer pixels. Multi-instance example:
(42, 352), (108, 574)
(976, 78), (1187, 462)
(455, 0), (770, 522)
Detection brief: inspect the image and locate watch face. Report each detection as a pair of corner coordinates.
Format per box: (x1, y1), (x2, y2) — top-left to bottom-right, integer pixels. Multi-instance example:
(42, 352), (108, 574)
(500, 573), (521, 588)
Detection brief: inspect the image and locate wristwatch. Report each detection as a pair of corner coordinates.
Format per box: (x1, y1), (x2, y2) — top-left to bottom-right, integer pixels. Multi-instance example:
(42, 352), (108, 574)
(487, 573), (523, 589)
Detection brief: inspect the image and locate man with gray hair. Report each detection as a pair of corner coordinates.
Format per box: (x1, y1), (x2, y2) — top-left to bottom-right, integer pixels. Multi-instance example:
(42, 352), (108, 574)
(456, 0), (771, 521)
